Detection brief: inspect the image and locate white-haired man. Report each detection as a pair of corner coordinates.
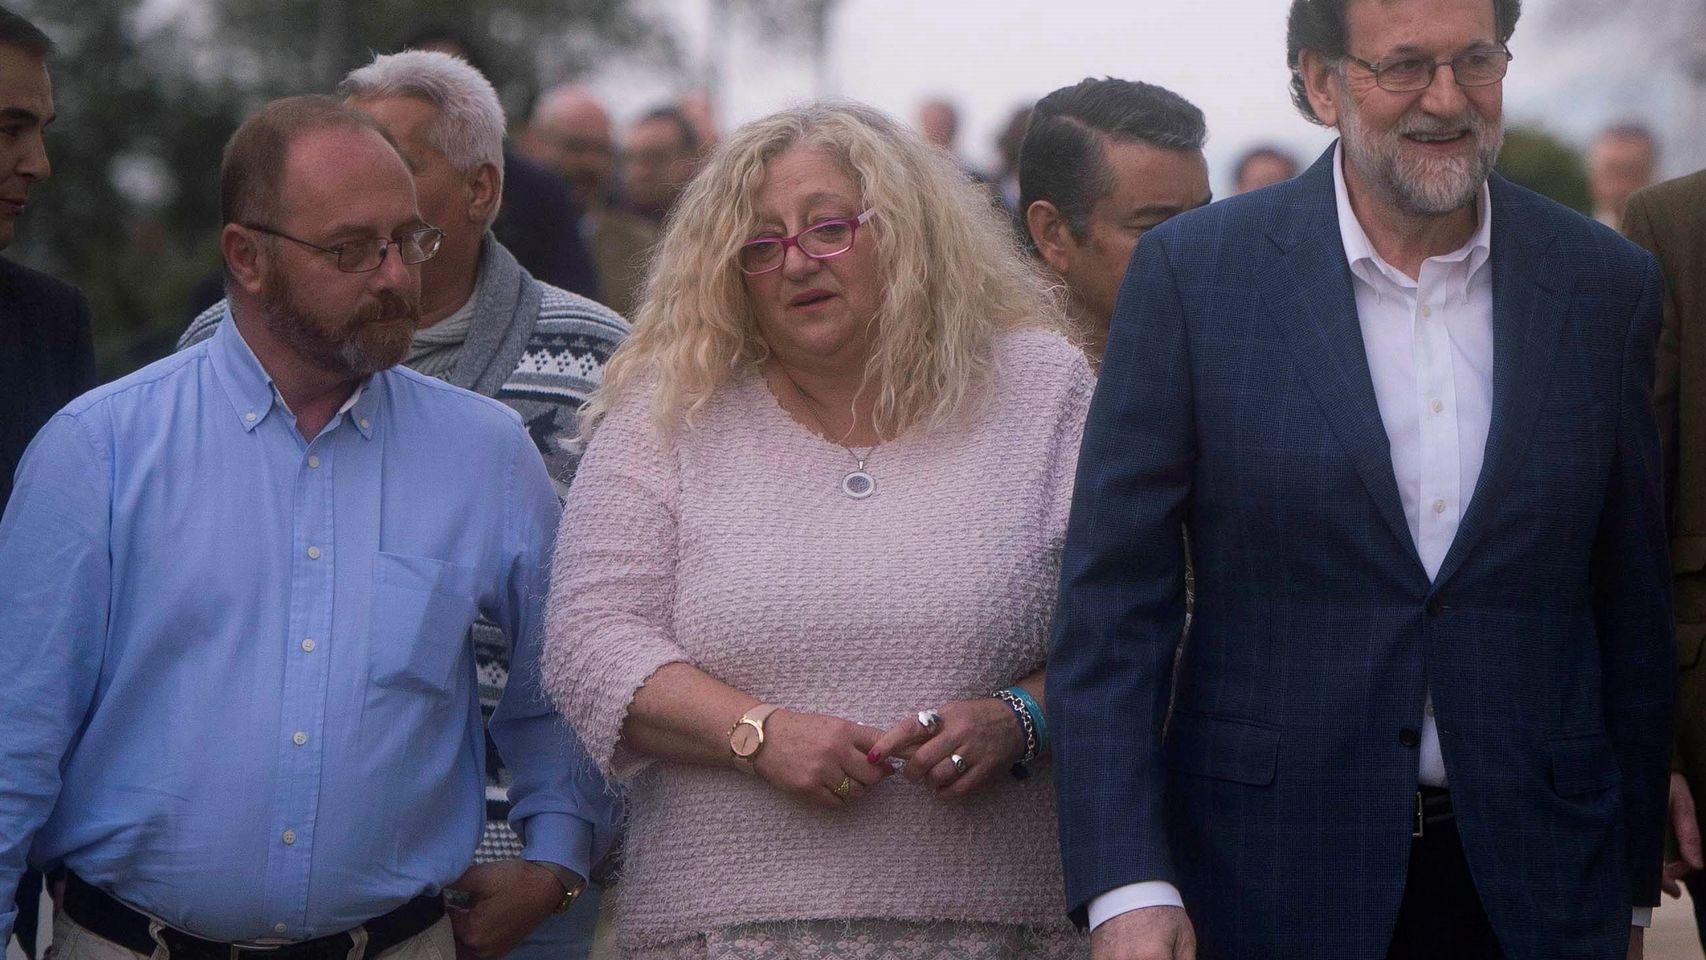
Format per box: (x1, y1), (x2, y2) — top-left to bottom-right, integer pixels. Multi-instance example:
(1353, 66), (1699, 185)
(179, 51), (629, 960)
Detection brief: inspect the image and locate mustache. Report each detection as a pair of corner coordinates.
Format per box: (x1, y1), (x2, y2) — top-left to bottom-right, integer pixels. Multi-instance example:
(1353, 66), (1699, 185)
(1396, 111), (1487, 138)
(350, 290), (419, 328)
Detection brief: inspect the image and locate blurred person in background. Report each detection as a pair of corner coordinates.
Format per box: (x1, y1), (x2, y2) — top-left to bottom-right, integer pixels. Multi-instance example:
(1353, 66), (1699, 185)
(1590, 123), (1657, 232)
(542, 99), (1091, 960)
(0, 8), (92, 957)
(621, 104), (700, 223)
(917, 96), (990, 183)
(1623, 167), (1706, 943)
(993, 103), (1033, 214)
(677, 89), (721, 153)
(179, 62), (628, 960)
(521, 86), (657, 317)
(1232, 143), (1302, 193)
(1019, 78), (1210, 366)
(1, 93), (619, 960)
(399, 22), (600, 300)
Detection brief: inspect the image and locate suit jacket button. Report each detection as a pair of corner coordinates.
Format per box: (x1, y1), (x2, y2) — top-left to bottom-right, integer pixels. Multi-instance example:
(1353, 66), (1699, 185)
(1425, 598), (1443, 616)
(1399, 728), (1421, 748)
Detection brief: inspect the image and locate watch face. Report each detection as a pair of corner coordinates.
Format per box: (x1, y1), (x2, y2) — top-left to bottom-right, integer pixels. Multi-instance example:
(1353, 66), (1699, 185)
(731, 722), (762, 757)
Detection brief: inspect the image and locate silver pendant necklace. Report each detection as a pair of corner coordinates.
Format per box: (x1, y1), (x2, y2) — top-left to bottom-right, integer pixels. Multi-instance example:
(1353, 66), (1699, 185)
(777, 367), (878, 500)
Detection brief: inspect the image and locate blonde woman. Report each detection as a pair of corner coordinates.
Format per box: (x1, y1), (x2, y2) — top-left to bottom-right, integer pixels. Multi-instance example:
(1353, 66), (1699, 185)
(543, 100), (1092, 960)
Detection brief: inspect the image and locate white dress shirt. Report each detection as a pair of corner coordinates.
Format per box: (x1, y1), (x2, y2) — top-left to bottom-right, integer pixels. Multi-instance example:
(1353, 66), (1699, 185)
(1091, 146), (1650, 930)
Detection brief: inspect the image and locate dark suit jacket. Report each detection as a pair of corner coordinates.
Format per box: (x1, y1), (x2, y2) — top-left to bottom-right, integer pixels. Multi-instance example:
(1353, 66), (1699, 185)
(492, 145), (600, 301)
(1623, 170), (1706, 798)
(0, 256), (94, 513)
(1049, 147), (1675, 960)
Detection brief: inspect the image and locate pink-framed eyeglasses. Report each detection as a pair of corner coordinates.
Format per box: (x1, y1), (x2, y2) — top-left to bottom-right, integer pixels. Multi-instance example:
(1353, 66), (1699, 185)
(737, 209), (875, 276)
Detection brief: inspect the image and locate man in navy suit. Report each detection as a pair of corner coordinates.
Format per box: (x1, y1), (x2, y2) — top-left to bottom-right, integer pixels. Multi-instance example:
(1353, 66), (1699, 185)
(1049, 0), (1674, 958)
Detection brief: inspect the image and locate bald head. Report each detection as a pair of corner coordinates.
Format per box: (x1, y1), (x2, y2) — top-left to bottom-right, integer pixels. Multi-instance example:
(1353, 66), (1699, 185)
(521, 85), (614, 207)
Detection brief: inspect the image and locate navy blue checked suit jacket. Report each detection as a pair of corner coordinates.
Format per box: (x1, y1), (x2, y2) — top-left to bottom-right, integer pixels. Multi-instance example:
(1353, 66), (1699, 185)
(1049, 146), (1675, 960)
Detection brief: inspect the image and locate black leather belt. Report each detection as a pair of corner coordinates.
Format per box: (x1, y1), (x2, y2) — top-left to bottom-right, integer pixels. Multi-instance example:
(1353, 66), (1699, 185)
(64, 874), (444, 960)
(1413, 786), (1455, 839)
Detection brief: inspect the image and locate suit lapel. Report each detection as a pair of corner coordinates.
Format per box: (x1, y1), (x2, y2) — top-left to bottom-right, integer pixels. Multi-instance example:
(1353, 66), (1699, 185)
(1434, 179), (1568, 589)
(1262, 157), (1423, 573)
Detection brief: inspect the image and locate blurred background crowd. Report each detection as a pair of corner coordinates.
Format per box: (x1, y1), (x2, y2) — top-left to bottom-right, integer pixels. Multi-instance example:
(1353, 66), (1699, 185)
(4, 0), (1702, 382)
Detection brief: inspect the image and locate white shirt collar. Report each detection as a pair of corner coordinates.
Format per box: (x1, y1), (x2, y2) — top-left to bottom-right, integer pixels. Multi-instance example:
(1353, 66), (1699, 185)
(1333, 141), (1492, 298)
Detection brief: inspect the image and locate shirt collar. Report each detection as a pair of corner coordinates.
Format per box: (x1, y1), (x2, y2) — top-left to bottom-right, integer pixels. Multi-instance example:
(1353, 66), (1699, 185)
(210, 307), (381, 439)
(1333, 141), (1492, 298)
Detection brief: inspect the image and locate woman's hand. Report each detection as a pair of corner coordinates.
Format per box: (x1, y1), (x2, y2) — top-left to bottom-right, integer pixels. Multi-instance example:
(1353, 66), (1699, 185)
(750, 709), (890, 809)
(869, 698), (1025, 801)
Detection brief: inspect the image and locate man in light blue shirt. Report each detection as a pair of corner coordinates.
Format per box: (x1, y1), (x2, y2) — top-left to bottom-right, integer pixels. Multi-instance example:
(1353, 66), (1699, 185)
(0, 95), (616, 957)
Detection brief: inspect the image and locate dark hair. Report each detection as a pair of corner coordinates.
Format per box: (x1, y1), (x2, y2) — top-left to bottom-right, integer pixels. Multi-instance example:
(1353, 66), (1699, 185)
(1233, 145), (1301, 186)
(0, 6), (55, 59)
(635, 105), (699, 156)
(220, 95), (399, 228)
(397, 20), (489, 78)
(1286, 0), (1522, 125)
(1017, 77), (1206, 240)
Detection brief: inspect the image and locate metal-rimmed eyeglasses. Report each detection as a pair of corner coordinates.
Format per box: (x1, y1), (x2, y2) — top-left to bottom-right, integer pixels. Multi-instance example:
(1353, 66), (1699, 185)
(1344, 43), (1512, 94)
(737, 209), (875, 276)
(243, 223), (445, 273)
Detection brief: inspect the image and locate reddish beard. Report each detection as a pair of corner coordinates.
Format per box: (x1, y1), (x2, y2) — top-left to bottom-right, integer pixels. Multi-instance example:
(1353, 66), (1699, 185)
(261, 275), (420, 377)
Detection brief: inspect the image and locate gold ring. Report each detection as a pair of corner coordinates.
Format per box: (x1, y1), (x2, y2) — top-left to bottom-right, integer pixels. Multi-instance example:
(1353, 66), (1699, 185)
(833, 775), (852, 797)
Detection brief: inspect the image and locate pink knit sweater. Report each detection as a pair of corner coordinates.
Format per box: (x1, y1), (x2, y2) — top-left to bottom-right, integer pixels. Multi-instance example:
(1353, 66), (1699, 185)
(543, 328), (1094, 951)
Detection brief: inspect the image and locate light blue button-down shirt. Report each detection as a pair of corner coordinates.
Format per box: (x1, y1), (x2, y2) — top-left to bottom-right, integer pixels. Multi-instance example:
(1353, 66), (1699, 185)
(0, 315), (617, 943)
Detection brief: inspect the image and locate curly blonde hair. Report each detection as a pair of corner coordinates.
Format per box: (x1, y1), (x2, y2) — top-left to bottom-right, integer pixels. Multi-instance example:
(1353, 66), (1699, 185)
(582, 99), (1068, 439)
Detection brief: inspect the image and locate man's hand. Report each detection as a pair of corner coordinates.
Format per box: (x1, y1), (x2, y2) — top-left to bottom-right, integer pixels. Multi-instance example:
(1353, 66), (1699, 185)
(1090, 905), (1195, 960)
(1664, 771), (1704, 897)
(1627, 925), (1644, 960)
(445, 860), (577, 960)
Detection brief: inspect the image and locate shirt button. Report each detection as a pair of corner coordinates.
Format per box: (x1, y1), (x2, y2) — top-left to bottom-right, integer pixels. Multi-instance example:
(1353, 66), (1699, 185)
(359, 418), (371, 430)
(292, 731), (308, 746)
(1429, 398), (1444, 414)
(1425, 701), (1436, 717)
(245, 412), (258, 423)
(274, 924), (287, 935)
(307, 546), (321, 560)
(282, 829), (297, 845)
(307, 455), (321, 469)
(301, 637), (316, 652)
(1432, 499), (1446, 514)
(1420, 305), (1433, 318)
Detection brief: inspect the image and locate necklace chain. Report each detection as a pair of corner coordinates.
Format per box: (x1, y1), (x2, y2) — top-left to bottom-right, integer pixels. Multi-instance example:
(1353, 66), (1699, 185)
(776, 366), (876, 468)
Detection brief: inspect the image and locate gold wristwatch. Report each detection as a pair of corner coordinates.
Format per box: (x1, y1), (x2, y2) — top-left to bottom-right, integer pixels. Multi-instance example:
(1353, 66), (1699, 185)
(728, 703), (781, 772)
(526, 859), (587, 914)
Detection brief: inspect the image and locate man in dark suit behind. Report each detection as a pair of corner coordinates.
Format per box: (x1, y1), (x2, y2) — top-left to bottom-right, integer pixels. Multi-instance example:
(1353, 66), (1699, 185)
(1623, 169), (1706, 932)
(0, 8), (91, 512)
(0, 6), (93, 956)
(1049, 0), (1674, 958)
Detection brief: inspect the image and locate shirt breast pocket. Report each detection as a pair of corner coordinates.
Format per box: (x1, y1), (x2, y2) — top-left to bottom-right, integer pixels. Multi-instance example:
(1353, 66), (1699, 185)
(370, 551), (482, 697)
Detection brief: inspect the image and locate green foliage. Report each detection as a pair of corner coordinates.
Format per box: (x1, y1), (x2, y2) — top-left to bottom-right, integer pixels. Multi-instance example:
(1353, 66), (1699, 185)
(8, 0), (661, 381)
(1495, 125), (1592, 215)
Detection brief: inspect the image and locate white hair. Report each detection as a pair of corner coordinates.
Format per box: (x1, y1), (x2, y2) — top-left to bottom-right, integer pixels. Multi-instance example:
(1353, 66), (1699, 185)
(339, 50), (506, 215)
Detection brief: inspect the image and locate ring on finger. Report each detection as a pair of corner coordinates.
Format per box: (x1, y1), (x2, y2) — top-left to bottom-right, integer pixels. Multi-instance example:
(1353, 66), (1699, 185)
(949, 753), (968, 774)
(833, 775), (852, 797)
(917, 709), (943, 734)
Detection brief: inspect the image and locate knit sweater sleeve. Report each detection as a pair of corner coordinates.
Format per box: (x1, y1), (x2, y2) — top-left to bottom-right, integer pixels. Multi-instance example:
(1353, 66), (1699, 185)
(543, 385), (685, 783)
(1046, 351), (1097, 544)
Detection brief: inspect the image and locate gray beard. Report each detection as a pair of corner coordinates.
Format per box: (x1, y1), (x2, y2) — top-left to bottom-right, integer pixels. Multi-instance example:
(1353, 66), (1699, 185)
(1338, 90), (1504, 217)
